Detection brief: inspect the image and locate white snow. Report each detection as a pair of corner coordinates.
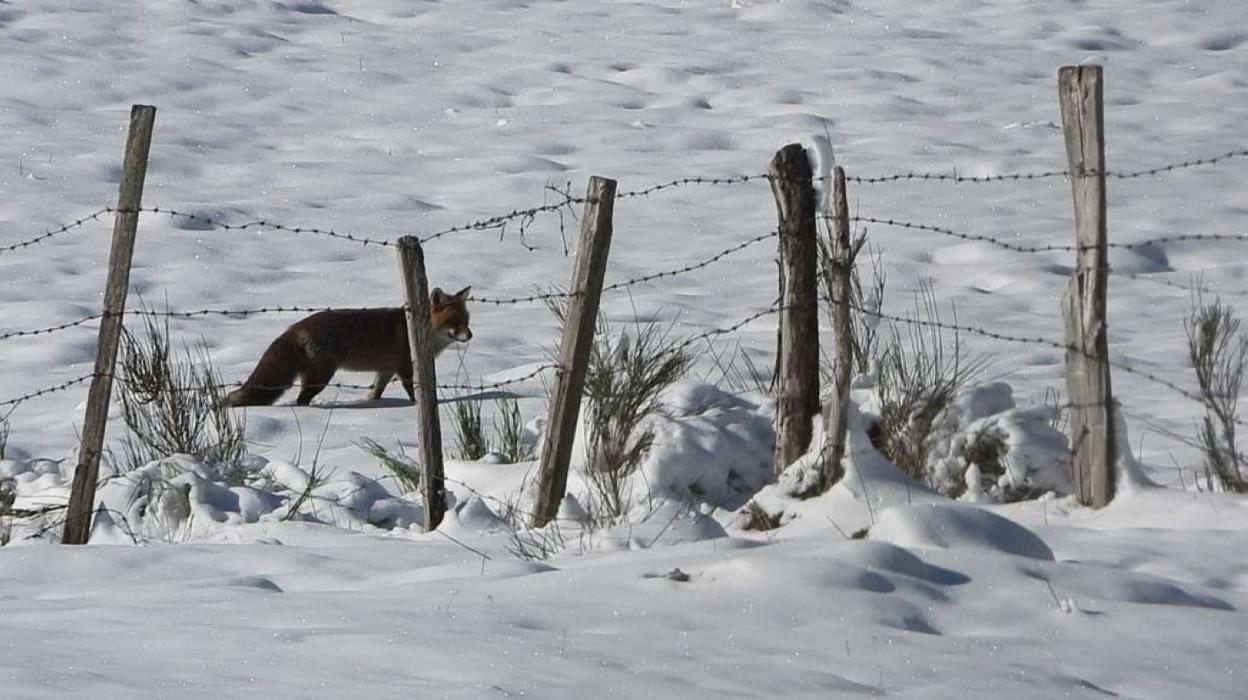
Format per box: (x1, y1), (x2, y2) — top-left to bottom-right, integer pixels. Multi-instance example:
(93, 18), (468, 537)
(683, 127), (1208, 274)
(3, 0), (1248, 697)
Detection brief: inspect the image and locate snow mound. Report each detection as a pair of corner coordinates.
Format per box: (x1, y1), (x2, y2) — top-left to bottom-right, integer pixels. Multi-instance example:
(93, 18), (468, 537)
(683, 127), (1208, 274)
(924, 382), (1073, 499)
(871, 502), (1055, 560)
(595, 501), (728, 551)
(639, 381), (774, 509)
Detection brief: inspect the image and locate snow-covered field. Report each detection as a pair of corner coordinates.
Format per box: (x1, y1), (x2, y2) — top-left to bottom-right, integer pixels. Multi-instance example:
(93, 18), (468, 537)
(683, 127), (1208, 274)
(2, 0), (1248, 697)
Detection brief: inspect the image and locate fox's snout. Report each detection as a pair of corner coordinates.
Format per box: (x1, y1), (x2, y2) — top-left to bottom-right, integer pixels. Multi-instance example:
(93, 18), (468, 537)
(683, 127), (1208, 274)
(431, 320), (472, 346)
(442, 325), (472, 343)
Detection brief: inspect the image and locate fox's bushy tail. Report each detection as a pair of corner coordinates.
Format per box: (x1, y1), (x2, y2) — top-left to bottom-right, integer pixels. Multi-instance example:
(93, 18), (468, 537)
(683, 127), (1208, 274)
(223, 333), (303, 407)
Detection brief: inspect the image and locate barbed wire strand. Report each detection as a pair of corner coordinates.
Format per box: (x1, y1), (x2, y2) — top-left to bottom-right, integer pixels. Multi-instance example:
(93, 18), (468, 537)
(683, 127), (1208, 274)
(673, 305), (784, 355)
(0, 209), (111, 255)
(1, 315), (105, 342)
(419, 191), (584, 245)
(601, 230), (776, 294)
(1115, 272), (1248, 299)
(843, 148), (1248, 185)
(0, 374), (98, 408)
(180, 363), (562, 398)
(1102, 148), (1248, 180)
(847, 299), (1216, 412)
(0, 306), (404, 344)
(120, 195), (583, 251)
(123, 207), (398, 248)
(0, 361), (559, 411)
(613, 174), (771, 200)
(846, 169), (1070, 185)
(470, 230), (778, 306)
(857, 216), (1248, 255)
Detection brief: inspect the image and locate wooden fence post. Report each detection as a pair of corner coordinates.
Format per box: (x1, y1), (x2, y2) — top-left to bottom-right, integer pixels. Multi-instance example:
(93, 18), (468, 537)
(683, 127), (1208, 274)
(820, 166), (854, 491)
(770, 143), (820, 476)
(1059, 65), (1115, 507)
(397, 236), (447, 531)
(531, 176), (616, 528)
(62, 104), (156, 545)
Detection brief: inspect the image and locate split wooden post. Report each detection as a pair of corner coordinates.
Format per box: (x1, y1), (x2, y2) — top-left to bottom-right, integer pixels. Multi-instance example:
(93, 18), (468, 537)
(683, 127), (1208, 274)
(1059, 65), (1115, 507)
(532, 176), (616, 528)
(820, 166), (854, 491)
(769, 143), (820, 476)
(63, 105), (156, 545)
(397, 236), (447, 531)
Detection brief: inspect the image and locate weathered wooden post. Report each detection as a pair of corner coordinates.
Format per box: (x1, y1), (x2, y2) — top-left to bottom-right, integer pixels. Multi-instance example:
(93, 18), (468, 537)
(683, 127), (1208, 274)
(63, 105), (156, 545)
(1059, 65), (1115, 507)
(770, 143), (820, 476)
(397, 236), (447, 531)
(820, 165), (854, 492)
(532, 176), (616, 528)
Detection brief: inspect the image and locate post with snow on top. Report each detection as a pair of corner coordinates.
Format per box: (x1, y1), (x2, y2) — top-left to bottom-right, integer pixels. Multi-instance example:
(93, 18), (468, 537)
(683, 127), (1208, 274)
(820, 165), (855, 493)
(1058, 65), (1116, 508)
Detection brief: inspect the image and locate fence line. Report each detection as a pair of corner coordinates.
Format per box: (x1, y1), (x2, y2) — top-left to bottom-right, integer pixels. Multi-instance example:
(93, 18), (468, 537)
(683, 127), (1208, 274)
(0, 306), (396, 344)
(2, 229), (778, 342)
(848, 169), (1070, 185)
(125, 206), (399, 248)
(854, 216), (1070, 254)
(6, 140), (1248, 502)
(857, 215), (1248, 255)
(0, 364), (563, 411)
(1098, 148), (1248, 179)
(0, 209), (110, 255)
(843, 147), (1248, 185)
(0, 301), (791, 409)
(1116, 272), (1248, 299)
(842, 297), (1214, 413)
(5, 147), (1241, 259)
(0, 374), (98, 408)
(612, 174), (771, 200)
(1, 315), (107, 342)
(673, 304), (783, 355)
(175, 363), (561, 396)
(601, 230), (776, 294)
(418, 190), (583, 245)
(100, 197), (582, 251)
(470, 229), (778, 306)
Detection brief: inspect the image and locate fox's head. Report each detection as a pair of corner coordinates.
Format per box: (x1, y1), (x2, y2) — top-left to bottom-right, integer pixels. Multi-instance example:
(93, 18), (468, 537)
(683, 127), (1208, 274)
(430, 286), (473, 344)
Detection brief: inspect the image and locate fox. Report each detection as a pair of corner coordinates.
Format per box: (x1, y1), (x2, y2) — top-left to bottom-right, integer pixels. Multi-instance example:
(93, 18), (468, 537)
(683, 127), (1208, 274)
(223, 286), (472, 407)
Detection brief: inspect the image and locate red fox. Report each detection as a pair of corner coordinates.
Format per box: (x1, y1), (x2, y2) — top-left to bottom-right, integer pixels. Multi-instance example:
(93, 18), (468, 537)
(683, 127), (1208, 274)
(224, 286), (472, 407)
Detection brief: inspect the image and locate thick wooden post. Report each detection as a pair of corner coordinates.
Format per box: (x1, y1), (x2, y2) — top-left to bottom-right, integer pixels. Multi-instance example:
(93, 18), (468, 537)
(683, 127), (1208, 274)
(532, 176), (616, 528)
(1059, 66), (1115, 507)
(770, 143), (820, 475)
(821, 166), (853, 491)
(63, 105), (156, 545)
(397, 236), (446, 531)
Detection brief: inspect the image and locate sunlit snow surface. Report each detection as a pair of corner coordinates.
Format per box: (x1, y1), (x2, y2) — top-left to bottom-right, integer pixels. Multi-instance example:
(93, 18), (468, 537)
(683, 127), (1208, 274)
(1, 1), (1247, 697)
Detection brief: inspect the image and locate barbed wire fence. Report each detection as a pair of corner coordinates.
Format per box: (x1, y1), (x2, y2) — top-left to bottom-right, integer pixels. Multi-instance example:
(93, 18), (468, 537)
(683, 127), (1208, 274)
(2, 151), (1244, 430)
(3, 159), (1243, 397)
(2, 80), (1246, 537)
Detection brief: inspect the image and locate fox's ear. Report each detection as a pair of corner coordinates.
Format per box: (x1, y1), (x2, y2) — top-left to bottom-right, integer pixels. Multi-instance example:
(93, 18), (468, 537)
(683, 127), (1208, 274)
(430, 287), (448, 306)
(453, 285), (471, 299)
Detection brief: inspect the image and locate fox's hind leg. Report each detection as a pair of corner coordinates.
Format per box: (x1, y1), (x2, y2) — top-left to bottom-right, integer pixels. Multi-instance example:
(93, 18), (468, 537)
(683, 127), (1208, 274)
(295, 364), (336, 406)
(398, 364), (416, 403)
(368, 371), (394, 400)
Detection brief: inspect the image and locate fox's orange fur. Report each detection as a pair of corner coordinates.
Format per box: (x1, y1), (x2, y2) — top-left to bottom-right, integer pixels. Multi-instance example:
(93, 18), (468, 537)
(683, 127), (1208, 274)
(224, 286), (472, 407)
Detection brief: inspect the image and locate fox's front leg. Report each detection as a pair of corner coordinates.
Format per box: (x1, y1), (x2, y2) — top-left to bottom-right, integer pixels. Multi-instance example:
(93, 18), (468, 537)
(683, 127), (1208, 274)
(369, 371), (394, 400)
